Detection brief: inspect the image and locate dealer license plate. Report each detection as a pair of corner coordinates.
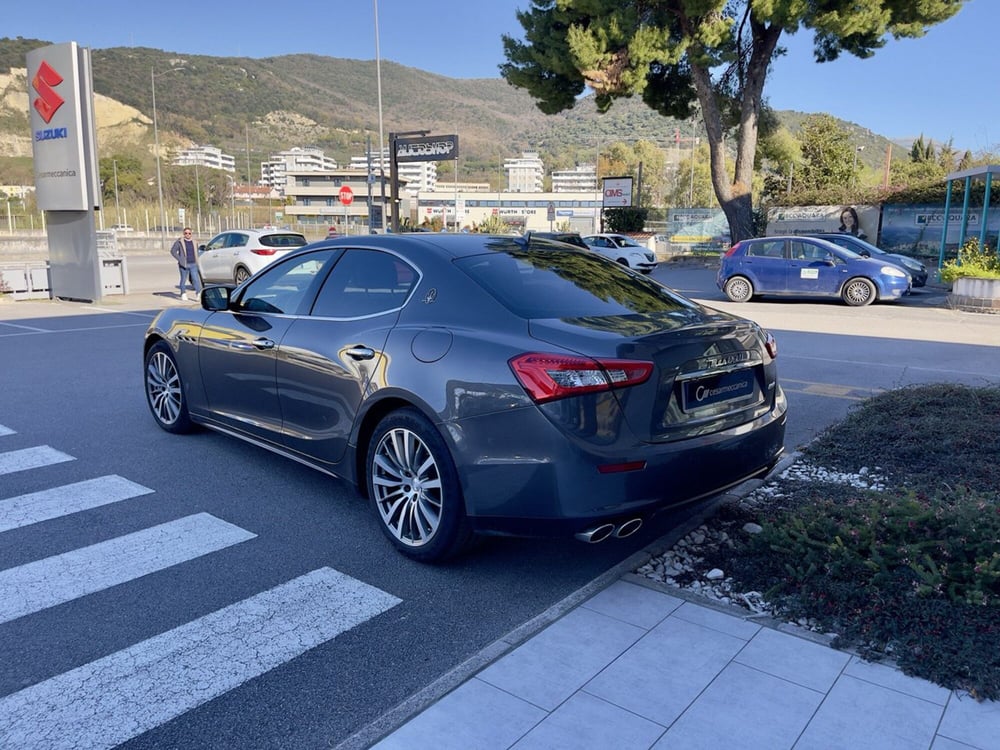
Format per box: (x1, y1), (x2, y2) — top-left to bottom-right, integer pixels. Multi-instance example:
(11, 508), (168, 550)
(681, 368), (756, 411)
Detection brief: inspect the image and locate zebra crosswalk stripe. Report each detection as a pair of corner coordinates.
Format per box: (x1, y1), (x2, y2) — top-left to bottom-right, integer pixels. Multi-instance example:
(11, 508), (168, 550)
(0, 446), (74, 476)
(0, 475), (154, 533)
(0, 425), (13, 437)
(0, 513), (256, 625)
(0, 567), (402, 750)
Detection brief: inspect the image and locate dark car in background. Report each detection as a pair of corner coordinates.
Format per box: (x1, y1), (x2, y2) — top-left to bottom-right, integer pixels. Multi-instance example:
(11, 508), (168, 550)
(718, 235), (911, 306)
(144, 234), (786, 561)
(808, 233), (928, 287)
(523, 230), (590, 249)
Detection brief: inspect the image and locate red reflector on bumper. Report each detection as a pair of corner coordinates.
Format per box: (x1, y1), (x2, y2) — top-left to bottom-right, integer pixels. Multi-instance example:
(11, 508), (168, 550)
(597, 461), (646, 474)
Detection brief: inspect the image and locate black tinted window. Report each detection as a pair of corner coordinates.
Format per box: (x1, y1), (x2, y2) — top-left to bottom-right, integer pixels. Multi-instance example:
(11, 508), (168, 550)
(312, 249), (416, 318)
(260, 233), (308, 248)
(456, 248), (695, 318)
(238, 250), (336, 314)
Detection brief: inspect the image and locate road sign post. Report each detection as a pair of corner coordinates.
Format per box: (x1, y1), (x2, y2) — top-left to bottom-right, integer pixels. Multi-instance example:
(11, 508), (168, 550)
(339, 186), (353, 234)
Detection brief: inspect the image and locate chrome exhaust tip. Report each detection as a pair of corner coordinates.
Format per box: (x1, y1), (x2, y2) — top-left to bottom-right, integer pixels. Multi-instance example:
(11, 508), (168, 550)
(615, 518), (643, 538)
(574, 523), (616, 544)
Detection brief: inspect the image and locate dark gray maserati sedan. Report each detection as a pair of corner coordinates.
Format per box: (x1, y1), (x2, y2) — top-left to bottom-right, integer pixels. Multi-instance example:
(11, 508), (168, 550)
(143, 233), (786, 561)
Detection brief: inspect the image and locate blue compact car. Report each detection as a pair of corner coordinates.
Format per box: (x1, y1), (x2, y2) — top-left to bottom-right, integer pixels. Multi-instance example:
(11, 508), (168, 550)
(717, 236), (911, 306)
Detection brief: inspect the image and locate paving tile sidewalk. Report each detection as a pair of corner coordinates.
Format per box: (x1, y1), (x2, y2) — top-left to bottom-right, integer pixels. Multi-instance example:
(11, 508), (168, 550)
(359, 578), (999, 750)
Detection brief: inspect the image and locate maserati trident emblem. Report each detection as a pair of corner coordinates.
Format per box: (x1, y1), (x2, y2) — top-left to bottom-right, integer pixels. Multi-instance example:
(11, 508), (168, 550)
(32, 60), (65, 124)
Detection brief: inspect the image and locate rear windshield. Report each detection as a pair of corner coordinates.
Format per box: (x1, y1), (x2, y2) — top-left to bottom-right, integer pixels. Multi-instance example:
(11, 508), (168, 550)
(260, 233), (308, 248)
(454, 243), (697, 318)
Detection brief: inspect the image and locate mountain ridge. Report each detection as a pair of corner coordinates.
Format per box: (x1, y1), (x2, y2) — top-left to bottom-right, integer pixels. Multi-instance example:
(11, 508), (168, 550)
(0, 37), (902, 183)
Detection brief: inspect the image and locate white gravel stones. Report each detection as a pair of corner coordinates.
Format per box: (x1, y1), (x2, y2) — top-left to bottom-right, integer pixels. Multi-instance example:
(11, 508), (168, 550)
(637, 461), (889, 620)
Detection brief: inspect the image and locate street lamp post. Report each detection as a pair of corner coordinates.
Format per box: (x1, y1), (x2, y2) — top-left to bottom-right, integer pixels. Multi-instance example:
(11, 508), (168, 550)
(852, 146), (865, 188)
(374, 0), (386, 231)
(152, 64), (186, 239)
(149, 65), (184, 241)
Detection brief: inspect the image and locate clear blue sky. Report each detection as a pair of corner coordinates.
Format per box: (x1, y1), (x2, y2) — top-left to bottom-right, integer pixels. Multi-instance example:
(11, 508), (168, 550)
(5, 0), (992, 153)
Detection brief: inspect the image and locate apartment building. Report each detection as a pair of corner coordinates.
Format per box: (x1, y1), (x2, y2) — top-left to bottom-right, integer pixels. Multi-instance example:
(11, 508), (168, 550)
(172, 145), (236, 172)
(260, 147), (338, 194)
(347, 148), (438, 195)
(551, 163), (597, 193)
(504, 152), (545, 192)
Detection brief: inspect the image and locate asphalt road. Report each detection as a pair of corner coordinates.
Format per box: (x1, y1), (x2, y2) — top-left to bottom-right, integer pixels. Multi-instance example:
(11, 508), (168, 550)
(0, 257), (997, 748)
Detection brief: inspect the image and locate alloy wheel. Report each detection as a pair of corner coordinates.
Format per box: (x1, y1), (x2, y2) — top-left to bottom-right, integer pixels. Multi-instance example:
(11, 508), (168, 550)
(371, 427), (443, 548)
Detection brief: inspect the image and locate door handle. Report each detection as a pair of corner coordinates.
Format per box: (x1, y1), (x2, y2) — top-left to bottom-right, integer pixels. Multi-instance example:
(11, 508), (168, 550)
(345, 346), (376, 360)
(231, 338), (275, 351)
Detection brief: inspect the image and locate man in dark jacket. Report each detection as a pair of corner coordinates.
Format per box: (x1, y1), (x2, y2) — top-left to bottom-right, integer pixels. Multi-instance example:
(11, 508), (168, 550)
(169, 227), (202, 301)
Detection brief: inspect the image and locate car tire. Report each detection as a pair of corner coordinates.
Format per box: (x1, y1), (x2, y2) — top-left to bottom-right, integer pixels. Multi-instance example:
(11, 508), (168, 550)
(724, 276), (754, 302)
(234, 266), (251, 285)
(367, 408), (474, 562)
(842, 277), (876, 306)
(144, 341), (194, 434)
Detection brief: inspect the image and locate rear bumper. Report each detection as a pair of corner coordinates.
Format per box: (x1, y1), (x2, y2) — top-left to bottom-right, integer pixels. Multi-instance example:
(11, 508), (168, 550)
(451, 388), (787, 538)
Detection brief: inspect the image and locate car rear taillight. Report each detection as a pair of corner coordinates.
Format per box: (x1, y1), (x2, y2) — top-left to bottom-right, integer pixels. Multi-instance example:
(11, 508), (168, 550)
(509, 353), (653, 404)
(723, 242), (742, 257)
(764, 330), (778, 359)
(251, 248), (278, 256)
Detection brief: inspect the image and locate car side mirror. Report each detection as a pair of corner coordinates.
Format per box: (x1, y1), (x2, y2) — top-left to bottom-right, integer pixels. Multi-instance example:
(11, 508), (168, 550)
(860, 250), (871, 257)
(198, 244), (206, 253)
(201, 285), (231, 311)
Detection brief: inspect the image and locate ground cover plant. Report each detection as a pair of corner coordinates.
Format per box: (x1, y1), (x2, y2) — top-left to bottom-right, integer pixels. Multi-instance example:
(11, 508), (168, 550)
(705, 384), (1000, 700)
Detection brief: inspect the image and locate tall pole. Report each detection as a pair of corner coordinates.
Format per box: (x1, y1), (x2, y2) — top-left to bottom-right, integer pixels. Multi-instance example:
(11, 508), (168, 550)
(151, 64), (185, 236)
(374, 0), (386, 231)
(152, 66), (165, 238)
(195, 162), (202, 233)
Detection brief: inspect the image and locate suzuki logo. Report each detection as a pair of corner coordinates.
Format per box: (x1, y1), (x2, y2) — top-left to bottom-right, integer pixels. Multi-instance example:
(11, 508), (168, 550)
(32, 60), (65, 124)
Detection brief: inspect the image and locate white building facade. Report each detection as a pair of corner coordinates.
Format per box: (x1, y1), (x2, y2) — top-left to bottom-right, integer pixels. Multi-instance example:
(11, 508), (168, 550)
(504, 152), (545, 192)
(348, 148), (438, 195)
(260, 147), (338, 194)
(172, 145), (236, 172)
(551, 163), (597, 193)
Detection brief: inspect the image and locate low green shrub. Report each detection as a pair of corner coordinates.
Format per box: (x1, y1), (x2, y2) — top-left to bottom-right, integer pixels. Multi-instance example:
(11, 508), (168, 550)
(939, 237), (1000, 282)
(711, 384), (1000, 700)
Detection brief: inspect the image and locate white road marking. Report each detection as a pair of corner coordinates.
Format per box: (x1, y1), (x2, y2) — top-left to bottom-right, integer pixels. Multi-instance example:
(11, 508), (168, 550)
(0, 425), (14, 437)
(0, 446), (74, 476)
(0, 513), (256, 624)
(0, 567), (401, 750)
(0, 475), (154, 533)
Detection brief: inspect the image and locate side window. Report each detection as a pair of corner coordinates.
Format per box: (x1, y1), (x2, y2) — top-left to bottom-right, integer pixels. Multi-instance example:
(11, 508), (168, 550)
(237, 250), (336, 315)
(794, 242), (828, 260)
(750, 240), (785, 259)
(228, 233), (249, 248)
(206, 234), (228, 251)
(311, 249), (417, 318)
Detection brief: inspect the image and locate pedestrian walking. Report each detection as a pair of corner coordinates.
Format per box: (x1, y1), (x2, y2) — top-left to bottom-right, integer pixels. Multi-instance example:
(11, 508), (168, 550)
(169, 227), (202, 301)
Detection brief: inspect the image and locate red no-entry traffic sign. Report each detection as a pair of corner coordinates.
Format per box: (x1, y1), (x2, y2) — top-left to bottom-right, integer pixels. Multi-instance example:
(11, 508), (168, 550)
(339, 185), (354, 206)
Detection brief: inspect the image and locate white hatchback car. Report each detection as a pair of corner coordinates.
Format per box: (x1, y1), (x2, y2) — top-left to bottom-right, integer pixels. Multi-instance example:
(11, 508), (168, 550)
(581, 234), (658, 273)
(199, 229), (308, 285)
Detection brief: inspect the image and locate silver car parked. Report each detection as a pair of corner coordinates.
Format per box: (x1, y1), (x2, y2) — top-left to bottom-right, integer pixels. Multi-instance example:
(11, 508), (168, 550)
(198, 228), (308, 285)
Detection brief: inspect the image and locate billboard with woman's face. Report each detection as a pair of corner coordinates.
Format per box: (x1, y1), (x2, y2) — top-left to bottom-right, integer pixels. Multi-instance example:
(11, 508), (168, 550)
(766, 205), (878, 241)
